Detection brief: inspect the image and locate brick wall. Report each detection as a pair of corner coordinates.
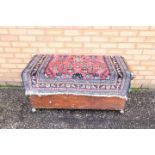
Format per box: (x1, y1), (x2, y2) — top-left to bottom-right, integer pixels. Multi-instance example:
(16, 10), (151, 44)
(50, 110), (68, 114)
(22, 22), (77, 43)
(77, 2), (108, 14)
(0, 26), (155, 88)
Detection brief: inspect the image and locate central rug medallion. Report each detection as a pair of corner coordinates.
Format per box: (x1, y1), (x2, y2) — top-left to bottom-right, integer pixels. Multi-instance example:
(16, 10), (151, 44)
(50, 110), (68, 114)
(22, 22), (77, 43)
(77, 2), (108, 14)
(45, 55), (110, 80)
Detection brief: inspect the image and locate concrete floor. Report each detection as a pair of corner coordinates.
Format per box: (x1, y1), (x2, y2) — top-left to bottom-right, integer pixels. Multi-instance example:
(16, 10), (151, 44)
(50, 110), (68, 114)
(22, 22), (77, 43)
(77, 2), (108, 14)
(0, 87), (155, 129)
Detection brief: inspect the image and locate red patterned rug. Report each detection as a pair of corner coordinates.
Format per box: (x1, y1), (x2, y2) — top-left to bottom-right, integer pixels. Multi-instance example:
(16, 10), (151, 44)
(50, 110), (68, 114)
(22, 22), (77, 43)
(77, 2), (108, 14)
(22, 54), (133, 99)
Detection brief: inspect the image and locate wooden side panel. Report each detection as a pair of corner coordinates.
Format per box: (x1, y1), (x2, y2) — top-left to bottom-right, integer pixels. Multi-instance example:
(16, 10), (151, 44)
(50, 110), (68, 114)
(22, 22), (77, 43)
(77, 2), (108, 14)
(29, 95), (126, 110)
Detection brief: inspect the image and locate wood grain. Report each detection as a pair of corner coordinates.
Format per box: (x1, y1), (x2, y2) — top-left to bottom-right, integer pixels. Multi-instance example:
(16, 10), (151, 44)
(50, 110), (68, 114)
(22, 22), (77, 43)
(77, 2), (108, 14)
(29, 95), (126, 111)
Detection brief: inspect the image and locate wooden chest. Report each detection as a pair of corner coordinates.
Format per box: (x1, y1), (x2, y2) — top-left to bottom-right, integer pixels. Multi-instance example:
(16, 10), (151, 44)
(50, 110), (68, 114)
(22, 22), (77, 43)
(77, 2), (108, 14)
(22, 55), (134, 113)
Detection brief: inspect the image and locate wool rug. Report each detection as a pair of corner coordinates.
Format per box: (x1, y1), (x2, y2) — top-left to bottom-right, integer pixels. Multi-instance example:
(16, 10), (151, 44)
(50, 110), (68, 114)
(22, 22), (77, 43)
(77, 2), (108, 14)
(22, 54), (132, 99)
